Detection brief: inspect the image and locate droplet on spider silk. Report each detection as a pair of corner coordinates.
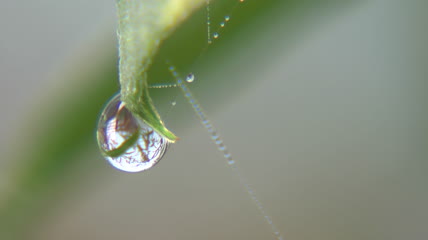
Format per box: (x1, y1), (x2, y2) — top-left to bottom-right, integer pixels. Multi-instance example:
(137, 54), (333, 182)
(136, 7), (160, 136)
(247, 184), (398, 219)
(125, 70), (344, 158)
(96, 94), (168, 173)
(185, 73), (195, 83)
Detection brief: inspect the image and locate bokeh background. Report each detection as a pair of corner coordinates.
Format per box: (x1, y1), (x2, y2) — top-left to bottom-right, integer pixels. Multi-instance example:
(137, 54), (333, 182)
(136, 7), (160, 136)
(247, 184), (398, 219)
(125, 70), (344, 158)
(1, 0), (427, 239)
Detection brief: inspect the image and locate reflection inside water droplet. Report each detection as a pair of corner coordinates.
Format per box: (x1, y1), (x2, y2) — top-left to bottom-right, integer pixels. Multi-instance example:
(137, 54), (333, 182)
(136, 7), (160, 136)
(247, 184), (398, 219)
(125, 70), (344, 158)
(97, 94), (168, 172)
(185, 73), (195, 83)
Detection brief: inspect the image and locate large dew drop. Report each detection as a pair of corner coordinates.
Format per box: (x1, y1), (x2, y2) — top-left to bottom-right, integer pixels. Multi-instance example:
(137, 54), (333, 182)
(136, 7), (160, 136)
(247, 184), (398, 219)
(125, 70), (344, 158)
(96, 94), (168, 173)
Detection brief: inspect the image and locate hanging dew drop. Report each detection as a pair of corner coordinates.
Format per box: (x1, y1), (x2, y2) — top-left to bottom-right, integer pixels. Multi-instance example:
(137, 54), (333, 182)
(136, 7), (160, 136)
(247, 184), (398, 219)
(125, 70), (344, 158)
(96, 93), (168, 173)
(224, 15), (230, 22)
(185, 73), (195, 83)
(220, 22), (225, 27)
(213, 32), (219, 39)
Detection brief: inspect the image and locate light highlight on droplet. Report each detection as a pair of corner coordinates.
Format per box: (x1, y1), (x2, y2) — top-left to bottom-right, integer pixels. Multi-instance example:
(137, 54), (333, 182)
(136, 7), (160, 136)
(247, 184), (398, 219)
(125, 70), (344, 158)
(186, 73), (195, 83)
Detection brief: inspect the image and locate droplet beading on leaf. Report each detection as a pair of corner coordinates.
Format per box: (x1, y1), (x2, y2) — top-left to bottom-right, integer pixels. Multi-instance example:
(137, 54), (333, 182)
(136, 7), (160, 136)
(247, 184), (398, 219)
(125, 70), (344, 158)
(97, 94), (168, 173)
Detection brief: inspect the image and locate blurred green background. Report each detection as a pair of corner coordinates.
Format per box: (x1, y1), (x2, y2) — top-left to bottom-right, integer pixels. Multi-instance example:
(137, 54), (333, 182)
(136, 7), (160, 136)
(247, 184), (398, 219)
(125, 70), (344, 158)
(0, 0), (427, 239)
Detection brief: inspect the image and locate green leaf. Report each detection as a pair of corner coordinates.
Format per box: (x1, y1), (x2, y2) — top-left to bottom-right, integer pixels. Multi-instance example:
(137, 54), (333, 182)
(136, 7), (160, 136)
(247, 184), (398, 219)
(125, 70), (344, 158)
(117, 0), (205, 142)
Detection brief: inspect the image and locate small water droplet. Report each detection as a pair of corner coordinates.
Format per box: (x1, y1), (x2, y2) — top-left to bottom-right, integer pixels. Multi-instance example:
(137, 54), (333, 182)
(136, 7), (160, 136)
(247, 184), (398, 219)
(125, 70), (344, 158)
(225, 15), (230, 22)
(213, 32), (219, 39)
(220, 22), (225, 27)
(186, 73), (195, 83)
(171, 101), (177, 106)
(97, 94), (168, 172)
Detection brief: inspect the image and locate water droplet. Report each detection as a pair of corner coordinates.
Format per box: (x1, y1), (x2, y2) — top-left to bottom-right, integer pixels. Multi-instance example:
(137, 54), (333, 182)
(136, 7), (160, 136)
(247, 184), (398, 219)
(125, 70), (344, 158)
(185, 73), (195, 83)
(97, 94), (168, 172)
(220, 22), (225, 27)
(213, 32), (219, 39)
(171, 101), (177, 106)
(225, 15), (230, 22)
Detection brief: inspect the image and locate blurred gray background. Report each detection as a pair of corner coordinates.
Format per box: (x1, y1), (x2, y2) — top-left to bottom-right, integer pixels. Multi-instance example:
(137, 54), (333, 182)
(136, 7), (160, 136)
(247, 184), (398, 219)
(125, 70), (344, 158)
(1, 0), (427, 239)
